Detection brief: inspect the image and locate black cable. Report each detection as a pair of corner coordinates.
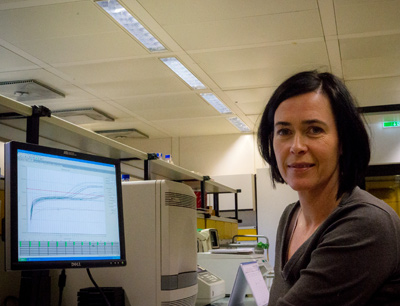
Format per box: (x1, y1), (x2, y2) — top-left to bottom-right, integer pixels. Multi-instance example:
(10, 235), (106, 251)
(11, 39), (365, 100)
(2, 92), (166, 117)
(3, 296), (18, 306)
(86, 268), (111, 306)
(58, 269), (67, 306)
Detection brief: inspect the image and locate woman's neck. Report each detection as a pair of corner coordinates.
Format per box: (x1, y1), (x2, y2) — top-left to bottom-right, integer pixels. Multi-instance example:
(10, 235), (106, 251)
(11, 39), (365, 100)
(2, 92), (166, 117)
(297, 187), (341, 227)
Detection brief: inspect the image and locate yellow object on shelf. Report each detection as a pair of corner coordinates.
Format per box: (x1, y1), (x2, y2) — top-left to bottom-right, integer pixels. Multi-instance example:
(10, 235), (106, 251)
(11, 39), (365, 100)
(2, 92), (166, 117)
(197, 215), (238, 241)
(237, 228), (257, 241)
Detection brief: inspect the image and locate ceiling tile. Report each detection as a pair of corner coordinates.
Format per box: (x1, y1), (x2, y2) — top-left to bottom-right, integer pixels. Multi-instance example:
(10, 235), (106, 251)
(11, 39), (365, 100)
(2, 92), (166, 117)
(343, 57), (400, 79)
(0, 2), (114, 43)
(58, 57), (177, 83)
(57, 57), (193, 96)
(225, 87), (276, 104)
(335, 0), (400, 35)
(0, 46), (38, 71)
(346, 76), (400, 107)
(115, 92), (218, 120)
(15, 31), (148, 65)
(191, 41), (329, 88)
(341, 34), (400, 79)
(340, 34), (400, 79)
(248, 114), (261, 125)
(140, 0), (317, 25)
(162, 10), (323, 50)
(235, 101), (266, 116)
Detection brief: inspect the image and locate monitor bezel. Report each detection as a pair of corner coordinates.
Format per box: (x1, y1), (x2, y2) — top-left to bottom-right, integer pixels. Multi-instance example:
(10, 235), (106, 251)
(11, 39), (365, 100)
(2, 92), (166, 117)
(5, 141), (126, 271)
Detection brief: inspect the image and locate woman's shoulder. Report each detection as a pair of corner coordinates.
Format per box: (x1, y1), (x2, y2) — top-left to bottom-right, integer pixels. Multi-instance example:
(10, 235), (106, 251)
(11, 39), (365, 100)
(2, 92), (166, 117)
(330, 187), (400, 240)
(340, 187), (399, 219)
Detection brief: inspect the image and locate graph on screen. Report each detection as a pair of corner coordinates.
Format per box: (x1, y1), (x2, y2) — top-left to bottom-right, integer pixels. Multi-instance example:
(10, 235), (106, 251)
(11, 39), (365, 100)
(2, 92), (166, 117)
(26, 168), (106, 235)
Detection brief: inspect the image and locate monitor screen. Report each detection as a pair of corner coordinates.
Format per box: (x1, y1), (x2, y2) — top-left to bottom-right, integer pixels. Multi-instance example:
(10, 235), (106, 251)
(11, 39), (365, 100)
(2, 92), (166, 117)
(4, 141), (126, 270)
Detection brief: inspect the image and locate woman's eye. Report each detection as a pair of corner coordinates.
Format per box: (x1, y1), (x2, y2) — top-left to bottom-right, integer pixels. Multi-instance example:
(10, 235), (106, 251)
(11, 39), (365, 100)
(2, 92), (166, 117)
(276, 128), (291, 136)
(309, 126), (324, 134)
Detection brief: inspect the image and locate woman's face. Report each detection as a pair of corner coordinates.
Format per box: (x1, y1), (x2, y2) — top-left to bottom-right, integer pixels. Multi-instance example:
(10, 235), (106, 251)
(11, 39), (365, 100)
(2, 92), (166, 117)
(273, 91), (341, 195)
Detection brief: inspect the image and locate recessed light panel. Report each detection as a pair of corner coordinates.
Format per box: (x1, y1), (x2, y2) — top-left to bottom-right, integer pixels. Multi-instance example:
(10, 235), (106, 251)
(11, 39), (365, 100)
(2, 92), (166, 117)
(227, 116), (251, 133)
(160, 57), (206, 89)
(200, 93), (232, 114)
(96, 0), (166, 52)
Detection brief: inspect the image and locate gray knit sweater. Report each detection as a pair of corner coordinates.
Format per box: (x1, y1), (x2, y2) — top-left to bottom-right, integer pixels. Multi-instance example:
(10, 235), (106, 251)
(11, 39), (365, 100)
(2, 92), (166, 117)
(269, 187), (400, 306)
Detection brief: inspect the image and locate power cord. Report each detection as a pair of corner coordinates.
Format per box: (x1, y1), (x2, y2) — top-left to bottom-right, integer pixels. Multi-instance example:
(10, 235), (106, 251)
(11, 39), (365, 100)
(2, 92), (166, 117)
(86, 268), (111, 306)
(58, 269), (67, 306)
(3, 296), (18, 306)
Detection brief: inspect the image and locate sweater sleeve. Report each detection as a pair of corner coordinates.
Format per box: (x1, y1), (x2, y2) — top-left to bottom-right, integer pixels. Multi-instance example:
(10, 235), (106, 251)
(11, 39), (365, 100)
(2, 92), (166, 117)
(275, 203), (399, 306)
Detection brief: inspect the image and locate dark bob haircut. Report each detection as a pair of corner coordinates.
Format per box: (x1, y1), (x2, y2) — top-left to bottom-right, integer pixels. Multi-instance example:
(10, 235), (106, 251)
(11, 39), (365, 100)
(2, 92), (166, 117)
(257, 70), (370, 199)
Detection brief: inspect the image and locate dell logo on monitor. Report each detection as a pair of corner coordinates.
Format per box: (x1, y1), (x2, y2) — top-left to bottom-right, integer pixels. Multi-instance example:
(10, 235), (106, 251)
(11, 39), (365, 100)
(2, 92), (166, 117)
(64, 151), (77, 156)
(71, 262), (81, 267)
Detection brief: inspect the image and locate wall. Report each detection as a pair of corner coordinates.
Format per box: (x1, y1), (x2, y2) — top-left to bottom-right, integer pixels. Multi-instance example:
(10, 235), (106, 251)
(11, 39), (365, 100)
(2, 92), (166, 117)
(256, 168), (298, 267)
(120, 133), (264, 177)
(366, 114), (400, 164)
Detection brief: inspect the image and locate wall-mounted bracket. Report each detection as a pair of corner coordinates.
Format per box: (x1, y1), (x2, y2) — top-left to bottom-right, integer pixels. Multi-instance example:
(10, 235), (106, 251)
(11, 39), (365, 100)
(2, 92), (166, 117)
(26, 105), (51, 144)
(0, 105), (51, 145)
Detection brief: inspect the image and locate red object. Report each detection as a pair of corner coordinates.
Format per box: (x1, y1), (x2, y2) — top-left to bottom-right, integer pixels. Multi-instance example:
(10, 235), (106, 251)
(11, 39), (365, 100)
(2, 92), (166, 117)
(194, 191), (207, 209)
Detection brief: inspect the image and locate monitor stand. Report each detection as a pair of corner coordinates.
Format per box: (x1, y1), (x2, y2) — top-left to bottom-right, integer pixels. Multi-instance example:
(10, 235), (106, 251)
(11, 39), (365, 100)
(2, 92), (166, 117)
(19, 270), (51, 306)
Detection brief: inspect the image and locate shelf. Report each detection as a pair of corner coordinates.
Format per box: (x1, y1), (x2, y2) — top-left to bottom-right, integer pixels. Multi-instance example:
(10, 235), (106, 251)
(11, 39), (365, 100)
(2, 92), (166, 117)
(0, 95), (239, 197)
(0, 95), (148, 178)
(148, 159), (204, 181)
(184, 179), (238, 194)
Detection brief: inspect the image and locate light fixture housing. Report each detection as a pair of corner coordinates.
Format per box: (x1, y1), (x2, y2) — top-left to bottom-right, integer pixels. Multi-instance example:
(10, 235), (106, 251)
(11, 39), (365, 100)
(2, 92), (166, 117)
(52, 107), (114, 122)
(0, 80), (64, 102)
(227, 116), (251, 133)
(96, 128), (148, 139)
(96, 0), (166, 52)
(160, 57), (206, 89)
(200, 93), (232, 114)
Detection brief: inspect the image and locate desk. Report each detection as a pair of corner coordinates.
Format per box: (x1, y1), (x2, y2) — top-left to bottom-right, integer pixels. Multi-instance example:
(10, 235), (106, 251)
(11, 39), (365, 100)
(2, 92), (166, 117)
(209, 296), (257, 305)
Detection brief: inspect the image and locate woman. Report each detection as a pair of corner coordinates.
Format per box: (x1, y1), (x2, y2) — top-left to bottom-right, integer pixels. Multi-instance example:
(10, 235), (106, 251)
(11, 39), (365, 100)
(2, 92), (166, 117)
(257, 71), (400, 305)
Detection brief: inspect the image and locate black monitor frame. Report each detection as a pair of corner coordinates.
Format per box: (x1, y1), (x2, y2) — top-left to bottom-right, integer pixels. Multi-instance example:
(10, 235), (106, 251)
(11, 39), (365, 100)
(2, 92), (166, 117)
(4, 141), (126, 271)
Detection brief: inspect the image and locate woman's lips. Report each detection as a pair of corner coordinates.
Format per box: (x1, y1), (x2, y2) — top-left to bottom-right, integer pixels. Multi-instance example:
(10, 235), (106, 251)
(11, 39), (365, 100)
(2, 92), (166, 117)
(288, 163), (315, 169)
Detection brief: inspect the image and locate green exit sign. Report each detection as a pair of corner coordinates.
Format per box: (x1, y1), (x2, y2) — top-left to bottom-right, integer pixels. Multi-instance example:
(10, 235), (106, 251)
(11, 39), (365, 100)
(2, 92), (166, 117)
(383, 121), (400, 128)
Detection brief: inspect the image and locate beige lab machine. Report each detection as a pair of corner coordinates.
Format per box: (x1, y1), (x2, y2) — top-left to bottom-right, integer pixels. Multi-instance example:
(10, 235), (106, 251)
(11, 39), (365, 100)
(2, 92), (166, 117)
(60, 180), (198, 306)
(197, 251), (272, 295)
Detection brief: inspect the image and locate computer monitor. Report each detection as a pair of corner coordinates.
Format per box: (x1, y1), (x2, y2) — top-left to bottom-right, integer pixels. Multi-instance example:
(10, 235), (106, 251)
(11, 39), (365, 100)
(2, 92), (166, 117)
(4, 141), (126, 271)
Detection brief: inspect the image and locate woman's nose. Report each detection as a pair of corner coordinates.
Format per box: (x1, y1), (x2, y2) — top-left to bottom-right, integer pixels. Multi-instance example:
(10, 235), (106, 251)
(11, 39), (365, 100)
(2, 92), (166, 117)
(290, 134), (307, 154)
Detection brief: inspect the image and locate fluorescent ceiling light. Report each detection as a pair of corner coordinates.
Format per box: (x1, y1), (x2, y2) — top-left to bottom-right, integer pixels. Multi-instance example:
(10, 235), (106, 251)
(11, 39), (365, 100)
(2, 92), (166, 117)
(227, 117), (251, 133)
(200, 93), (232, 114)
(160, 57), (206, 89)
(96, 0), (166, 52)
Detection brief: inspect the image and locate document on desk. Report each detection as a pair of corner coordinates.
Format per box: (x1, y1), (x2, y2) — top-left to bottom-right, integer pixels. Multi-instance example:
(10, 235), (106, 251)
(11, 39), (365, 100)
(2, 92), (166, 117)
(228, 261), (269, 306)
(210, 248), (254, 254)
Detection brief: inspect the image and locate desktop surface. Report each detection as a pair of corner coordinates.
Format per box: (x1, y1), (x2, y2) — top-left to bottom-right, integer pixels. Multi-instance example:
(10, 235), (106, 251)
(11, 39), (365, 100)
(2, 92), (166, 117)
(209, 296), (257, 305)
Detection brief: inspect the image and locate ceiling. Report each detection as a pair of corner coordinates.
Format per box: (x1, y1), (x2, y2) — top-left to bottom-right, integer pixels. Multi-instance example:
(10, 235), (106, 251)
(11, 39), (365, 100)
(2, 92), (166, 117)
(0, 0), (399, 140)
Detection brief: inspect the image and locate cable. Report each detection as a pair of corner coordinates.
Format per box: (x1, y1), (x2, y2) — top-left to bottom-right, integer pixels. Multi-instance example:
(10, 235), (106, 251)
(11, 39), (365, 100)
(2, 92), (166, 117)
(3, 296), (18, 306)
(86, 268), (111, 306)
(58, 269), (67, 306)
